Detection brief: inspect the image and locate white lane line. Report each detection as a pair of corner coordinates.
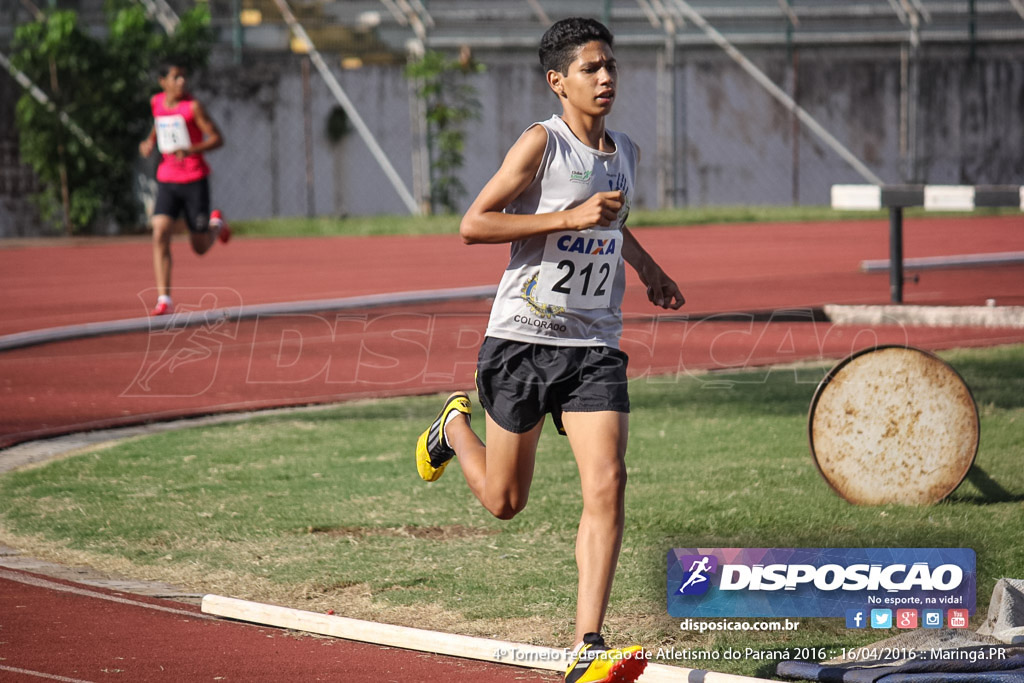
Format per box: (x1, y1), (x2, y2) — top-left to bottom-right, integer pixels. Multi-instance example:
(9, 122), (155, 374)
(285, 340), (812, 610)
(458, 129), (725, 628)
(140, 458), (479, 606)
(0, 665), (96, 682)
(0, 568), (207, 619)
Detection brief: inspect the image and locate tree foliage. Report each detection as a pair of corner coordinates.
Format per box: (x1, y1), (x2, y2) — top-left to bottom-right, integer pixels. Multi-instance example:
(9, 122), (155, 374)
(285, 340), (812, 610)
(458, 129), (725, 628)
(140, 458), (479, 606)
(405, 49), (485, 215)
(11, 0), (212, 232)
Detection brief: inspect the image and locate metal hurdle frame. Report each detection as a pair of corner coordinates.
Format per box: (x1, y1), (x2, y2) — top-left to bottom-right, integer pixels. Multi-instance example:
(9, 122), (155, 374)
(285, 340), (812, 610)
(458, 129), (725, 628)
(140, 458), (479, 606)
(832, 184), (1024, 303)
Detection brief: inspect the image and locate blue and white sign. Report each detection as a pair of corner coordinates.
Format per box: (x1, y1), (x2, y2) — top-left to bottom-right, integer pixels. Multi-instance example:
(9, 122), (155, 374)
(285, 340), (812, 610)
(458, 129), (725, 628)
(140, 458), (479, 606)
(667, 548), (976, 618)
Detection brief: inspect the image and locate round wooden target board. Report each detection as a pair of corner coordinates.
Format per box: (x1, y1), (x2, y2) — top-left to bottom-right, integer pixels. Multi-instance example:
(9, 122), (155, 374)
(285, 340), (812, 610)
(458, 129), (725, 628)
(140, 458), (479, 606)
(808, 346), (979, 505)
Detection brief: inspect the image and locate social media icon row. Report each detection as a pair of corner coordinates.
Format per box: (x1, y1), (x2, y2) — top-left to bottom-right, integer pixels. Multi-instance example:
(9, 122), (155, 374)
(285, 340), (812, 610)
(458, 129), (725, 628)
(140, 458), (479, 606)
(845, 608), (969, 629)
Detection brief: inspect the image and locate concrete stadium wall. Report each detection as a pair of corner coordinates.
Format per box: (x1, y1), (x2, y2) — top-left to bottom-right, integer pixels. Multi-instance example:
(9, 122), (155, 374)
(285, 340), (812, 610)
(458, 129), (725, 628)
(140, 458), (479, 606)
(2, 42), (1022, 233)
(192, 43), (1023, 222)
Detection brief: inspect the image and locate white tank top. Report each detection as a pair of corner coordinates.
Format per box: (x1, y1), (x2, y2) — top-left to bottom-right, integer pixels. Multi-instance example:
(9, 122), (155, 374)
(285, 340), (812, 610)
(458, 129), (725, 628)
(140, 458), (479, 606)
(484, 115), (637, 348)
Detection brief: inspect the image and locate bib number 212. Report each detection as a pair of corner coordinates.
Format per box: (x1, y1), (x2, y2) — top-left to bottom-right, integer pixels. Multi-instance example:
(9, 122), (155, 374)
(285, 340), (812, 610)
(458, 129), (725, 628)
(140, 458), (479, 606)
(538, 228), (620, 310)
(551, 260), (611, 299)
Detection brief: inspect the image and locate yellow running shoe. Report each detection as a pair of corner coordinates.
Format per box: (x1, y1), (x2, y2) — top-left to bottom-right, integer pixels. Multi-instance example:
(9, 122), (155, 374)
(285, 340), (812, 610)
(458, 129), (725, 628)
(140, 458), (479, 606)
(564, 633), (647, 683)
(415, 392), (471, 482)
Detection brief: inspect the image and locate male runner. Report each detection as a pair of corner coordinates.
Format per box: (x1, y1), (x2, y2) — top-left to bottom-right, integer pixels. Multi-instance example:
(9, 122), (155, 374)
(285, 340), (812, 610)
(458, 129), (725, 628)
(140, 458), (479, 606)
(415, 17), (684, 683)
(139, 59), (230, 316)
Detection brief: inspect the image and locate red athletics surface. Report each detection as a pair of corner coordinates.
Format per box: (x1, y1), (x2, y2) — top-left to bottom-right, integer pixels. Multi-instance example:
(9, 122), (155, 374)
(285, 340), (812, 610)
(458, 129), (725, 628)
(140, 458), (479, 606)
(2, 216), (1023, 447)
(2, 216), (1023, 336)
(0, 568), (560, 682)
(0, 217), (1022, 682)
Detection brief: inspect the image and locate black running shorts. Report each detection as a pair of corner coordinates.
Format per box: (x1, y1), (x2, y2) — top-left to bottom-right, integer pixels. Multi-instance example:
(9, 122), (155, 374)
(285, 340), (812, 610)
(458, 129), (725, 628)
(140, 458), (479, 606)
(475, 336), (630, 435)
(153, 178), (211, 232)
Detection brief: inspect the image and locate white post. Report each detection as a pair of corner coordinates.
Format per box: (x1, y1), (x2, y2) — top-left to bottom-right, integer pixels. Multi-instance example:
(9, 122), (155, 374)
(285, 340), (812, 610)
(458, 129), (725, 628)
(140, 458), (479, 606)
(0, 50), (110, 164)
(134, 0), (179, 34)
(668, 0), (885, 186)
(271, 0), (422, 215)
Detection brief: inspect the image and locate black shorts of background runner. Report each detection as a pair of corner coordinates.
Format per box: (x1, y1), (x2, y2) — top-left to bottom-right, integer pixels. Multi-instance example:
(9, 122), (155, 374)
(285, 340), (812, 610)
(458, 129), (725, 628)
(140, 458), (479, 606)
(153, 178), (211, 232)
(475, 336), (630, 435)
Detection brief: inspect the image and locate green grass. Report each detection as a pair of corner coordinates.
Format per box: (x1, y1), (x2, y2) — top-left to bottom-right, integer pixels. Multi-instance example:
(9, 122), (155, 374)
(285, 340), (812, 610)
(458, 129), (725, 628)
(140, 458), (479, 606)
(231, 205), (1019, 238)
(233, 213), (462, 238)
(1, 345), (1022, 678)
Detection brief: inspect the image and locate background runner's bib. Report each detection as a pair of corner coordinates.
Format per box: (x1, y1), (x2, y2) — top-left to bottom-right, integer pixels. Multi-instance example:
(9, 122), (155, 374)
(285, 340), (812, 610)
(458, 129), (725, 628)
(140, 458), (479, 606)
(155, 114), (190, 153)
(484, 115), (638, 349)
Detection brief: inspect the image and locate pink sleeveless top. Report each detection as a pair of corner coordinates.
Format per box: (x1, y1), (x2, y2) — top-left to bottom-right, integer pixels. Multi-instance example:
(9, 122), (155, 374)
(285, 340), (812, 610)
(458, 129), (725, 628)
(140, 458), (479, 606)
(151, 92), (210, 183)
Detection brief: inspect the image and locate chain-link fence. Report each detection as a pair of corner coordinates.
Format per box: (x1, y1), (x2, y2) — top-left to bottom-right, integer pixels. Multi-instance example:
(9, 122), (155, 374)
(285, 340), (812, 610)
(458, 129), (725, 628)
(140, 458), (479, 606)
(3, 0), (1024, 235)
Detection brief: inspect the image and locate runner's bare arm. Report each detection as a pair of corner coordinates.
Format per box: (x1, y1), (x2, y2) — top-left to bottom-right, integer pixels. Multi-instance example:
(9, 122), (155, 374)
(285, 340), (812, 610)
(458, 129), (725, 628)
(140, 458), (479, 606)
(460, 125), (625, 245)
(175, 100), (224, 160)
(139, 126), (156, 157)
(623, 227), (685, 309)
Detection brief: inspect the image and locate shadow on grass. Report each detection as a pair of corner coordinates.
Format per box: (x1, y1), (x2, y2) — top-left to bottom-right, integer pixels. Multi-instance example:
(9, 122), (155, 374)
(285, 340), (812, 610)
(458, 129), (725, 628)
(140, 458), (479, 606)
(949, 466), (1024, 505)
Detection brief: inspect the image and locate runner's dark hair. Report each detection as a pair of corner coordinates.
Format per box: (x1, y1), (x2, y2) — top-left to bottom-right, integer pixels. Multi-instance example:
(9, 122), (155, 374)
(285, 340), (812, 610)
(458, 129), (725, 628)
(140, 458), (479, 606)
(539, 17), (614, 74)
(157, 56), (188, 78)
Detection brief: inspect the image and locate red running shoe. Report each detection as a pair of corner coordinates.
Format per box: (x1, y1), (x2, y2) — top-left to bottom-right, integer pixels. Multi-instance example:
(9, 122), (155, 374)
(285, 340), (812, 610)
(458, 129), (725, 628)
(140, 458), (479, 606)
(211, 209), (231, 243)
(151, 299), (174, 316)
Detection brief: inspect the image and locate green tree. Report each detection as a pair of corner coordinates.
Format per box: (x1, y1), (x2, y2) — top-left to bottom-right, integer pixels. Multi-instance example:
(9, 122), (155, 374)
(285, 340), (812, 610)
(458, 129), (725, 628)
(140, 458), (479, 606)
(11, 1), (212, 233)
(405, 49), (485, 214)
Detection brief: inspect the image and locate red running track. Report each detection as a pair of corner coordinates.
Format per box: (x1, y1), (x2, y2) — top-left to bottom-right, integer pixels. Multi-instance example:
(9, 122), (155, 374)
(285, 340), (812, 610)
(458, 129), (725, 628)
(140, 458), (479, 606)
(2, 216), (1023, 336)
(2, 216), (1023, 447)
(0, 567), (560, 682)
